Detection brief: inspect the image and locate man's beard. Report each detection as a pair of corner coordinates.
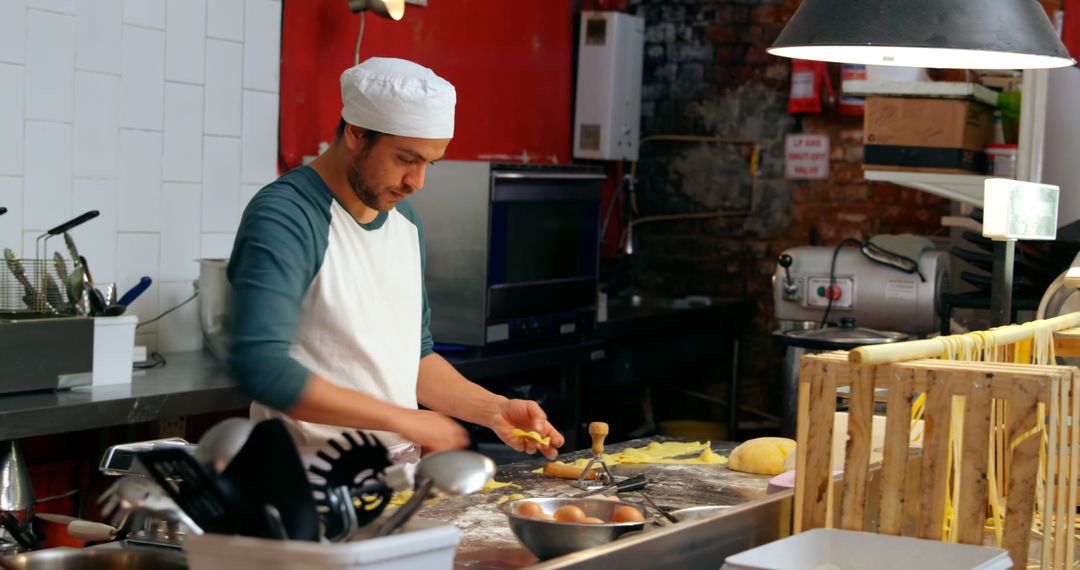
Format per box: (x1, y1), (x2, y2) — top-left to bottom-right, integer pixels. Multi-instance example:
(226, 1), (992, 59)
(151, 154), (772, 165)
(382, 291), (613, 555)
(346, 147), (410, 212)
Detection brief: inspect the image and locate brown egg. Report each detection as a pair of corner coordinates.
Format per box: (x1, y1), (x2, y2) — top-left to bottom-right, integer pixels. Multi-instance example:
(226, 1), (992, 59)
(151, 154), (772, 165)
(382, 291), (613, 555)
(535, 513), (555, 521)
(581, 517), (605, 524)
(516, 501), (545, 518)
(611, 505), (645, 523)
(554, 505), (587, 522)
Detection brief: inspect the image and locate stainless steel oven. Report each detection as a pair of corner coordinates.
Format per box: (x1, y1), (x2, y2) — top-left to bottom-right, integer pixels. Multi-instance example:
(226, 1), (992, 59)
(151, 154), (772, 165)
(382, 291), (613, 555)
(411, 161), (604, 346)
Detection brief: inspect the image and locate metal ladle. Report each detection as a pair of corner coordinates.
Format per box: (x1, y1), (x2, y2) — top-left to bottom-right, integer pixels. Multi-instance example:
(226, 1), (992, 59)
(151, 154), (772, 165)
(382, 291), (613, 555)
(374, 450), (495, 537)
(195, 418), (255, 474)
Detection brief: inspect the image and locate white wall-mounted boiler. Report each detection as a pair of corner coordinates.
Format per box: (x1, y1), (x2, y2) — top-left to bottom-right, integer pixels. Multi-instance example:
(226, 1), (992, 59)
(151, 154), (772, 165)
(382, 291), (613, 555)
(573, 11), (645, 161)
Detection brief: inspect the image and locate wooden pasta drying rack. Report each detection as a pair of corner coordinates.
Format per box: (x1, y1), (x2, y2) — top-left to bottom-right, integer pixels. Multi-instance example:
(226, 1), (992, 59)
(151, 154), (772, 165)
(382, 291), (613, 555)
(794, 314), (1080, 570)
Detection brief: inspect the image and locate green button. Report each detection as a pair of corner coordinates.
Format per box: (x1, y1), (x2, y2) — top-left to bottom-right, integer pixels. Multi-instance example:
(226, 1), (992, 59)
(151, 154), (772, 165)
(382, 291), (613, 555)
(817, 286), (826, 297)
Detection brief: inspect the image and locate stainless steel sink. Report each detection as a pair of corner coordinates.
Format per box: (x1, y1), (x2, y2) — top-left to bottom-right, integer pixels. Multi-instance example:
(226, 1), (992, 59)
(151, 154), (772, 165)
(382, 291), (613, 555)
(0, 548), (186, 569)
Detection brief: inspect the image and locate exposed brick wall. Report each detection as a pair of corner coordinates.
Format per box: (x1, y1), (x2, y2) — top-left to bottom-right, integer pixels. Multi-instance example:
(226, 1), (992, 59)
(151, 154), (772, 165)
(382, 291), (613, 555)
(622, 0), (951, 420)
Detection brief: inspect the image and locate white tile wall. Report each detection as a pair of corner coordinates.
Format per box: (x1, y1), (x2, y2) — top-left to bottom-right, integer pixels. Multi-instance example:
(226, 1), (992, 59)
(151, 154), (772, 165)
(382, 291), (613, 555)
(28, 0), (74, 13)
(200, 233), (235, 259)
(123, 0), (165, 29)
(118, 130), (162, 232)
(76, 0), (122, 74)
(19, 229), (69, 262)
(205, 39), (242, 136)
(160, 182), (201, 281)
(208, 0), (244, 42)
(24, 121), (72, 230)
(0, 63), (24, 176)
(158, 281), (201, 352)
(120, 25), (165, 130)
(242, 90), (278, 184)
(74, 72), (120, 180)
(0, 0), (27, 64)
(163, 83), (204, 182)
(243, 0), (281, 92)
(72, 178), (119, 285)
(240, 183), (261, 211)
(0, 178), (24, 254)
(203, 136), (241, 232)
(165, 0), (206, 84)
(5, 0), (280, 352)
(26, 9), (76, 123)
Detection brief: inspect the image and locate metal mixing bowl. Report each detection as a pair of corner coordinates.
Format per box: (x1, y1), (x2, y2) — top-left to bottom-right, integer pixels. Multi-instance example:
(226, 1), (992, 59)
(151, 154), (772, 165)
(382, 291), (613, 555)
(0, 547), (187, 569)
(500, 497), (646, 560)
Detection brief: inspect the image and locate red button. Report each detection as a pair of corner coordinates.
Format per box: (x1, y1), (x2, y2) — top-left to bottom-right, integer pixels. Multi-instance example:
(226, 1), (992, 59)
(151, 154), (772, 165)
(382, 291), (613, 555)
(825, 285), (842, 300)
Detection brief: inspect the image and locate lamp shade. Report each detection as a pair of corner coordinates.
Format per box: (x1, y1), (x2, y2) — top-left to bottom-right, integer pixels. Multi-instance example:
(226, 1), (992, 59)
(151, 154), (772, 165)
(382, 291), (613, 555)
(768, 0), (1075, 70)
(347, 0), (405, 20)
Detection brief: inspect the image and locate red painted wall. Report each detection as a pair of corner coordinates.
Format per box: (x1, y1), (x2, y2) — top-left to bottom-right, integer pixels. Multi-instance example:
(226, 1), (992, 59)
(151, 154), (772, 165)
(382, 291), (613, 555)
(1065, 0), (1080, 61)
(279, 0), (576, 170)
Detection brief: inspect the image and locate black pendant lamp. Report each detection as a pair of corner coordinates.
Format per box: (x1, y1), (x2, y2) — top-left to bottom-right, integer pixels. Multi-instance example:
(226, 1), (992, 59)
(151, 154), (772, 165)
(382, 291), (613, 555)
(768, 0), (1075, 69)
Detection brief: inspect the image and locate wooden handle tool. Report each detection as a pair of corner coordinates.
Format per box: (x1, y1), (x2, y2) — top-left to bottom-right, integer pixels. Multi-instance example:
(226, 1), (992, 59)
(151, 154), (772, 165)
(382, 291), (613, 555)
(589, 422), (609, 457)
(543, 462), (598, 480)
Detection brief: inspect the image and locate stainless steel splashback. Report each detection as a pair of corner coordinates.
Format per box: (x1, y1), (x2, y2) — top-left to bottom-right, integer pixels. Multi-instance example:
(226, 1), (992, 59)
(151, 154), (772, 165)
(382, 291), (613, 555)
(411, 161), (492, 346)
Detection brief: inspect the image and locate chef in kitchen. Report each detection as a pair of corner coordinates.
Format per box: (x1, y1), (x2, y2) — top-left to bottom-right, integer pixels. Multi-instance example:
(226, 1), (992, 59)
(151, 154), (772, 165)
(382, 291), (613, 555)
(226, 57), (563, 468)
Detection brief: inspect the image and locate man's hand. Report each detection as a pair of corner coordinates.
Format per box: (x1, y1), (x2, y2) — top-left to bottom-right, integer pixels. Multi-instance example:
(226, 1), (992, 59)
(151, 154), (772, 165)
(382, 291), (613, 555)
(489, 399), (565, 460)
(391, 409), (470, 454)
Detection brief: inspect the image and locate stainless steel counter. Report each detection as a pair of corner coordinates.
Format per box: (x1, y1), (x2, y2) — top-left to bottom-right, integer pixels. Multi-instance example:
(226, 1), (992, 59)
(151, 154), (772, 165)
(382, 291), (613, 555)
(411, 437), (776, 569)
(0, 351), (249, 440)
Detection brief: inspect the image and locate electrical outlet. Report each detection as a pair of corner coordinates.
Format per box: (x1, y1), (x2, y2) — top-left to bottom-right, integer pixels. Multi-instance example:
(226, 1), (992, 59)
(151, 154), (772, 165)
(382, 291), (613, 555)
(156, 416), (187, 439)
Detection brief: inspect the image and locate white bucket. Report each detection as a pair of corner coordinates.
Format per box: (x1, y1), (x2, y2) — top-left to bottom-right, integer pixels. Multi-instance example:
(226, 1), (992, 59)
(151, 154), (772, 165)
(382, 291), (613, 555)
(92, 315), (138, 386)
(197, 259), (231, 362)
(985, 144), (1018, 178)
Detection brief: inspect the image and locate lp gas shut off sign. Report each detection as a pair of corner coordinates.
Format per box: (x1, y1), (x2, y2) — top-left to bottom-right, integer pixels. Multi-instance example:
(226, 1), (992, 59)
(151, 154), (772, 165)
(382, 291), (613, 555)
(784, 133), (830, 180)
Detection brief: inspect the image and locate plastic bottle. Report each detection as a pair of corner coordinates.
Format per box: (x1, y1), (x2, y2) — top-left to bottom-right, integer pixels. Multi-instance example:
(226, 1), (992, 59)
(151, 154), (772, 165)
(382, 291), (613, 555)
(991, 110), (1006, 145)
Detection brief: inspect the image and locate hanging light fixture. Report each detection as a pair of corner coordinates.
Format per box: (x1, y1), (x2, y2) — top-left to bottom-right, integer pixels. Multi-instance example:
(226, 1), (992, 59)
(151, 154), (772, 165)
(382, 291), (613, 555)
(347, 0), (405, 20)
(768, 0), (1074, 69)
(346, 0), (407, 64)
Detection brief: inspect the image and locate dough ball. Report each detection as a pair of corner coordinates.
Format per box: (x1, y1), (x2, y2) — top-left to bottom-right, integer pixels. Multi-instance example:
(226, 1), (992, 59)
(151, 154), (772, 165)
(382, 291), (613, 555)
(611, 505), (645, 523)
(727, 437), (797, 476)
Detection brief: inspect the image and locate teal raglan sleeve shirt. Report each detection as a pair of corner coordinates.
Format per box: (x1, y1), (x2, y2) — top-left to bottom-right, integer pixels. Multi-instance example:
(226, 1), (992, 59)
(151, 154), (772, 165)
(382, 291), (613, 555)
(227, 169), (331, 411)
(227, 167), (434, 412)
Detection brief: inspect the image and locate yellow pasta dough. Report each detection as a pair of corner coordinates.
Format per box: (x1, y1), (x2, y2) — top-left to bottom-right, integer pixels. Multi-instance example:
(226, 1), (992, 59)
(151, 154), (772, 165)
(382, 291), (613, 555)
(512, 428), (551, 446)
(727, 437), (797, 476)
(539, 440), (727, 476)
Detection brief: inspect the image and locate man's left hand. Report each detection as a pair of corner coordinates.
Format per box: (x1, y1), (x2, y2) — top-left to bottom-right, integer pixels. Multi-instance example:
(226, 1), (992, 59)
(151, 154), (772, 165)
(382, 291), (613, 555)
(490, 399), (565, 460)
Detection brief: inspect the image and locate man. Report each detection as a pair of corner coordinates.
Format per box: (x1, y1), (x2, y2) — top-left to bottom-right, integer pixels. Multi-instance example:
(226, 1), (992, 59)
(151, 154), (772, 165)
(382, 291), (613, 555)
(228, 57), (564, 465)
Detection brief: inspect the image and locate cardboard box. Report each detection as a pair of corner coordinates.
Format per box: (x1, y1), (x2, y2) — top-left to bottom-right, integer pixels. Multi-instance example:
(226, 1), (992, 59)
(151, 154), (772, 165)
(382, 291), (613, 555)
(863, 97), (994, 150)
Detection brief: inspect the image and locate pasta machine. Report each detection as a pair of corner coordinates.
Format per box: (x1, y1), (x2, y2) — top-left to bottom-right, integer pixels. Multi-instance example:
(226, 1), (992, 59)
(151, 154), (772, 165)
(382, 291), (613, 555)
(772, 245), (951, 336)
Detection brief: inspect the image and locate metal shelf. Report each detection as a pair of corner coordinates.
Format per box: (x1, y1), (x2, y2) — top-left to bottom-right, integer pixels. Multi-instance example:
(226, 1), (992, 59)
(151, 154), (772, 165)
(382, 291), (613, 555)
(843, 80), (1000, 106)
(863, 170), (990, 207)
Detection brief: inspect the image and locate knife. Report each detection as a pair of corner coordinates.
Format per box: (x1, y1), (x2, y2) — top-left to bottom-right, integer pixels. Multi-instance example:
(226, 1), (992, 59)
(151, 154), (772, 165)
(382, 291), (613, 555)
(64, 232), (82, 269)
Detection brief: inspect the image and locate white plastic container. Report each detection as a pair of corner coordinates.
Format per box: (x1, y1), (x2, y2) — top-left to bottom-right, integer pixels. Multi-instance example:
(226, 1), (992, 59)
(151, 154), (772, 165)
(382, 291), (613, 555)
(723, 528), (1011, 570)
(92, 315), (138, 386)
(985, 144), (1018, 178)
(183, 519), (459, 570)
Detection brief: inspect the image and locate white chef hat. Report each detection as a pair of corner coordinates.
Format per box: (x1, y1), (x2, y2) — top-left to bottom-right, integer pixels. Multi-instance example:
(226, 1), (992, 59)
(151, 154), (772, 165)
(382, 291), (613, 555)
(340, 57), (456, 139)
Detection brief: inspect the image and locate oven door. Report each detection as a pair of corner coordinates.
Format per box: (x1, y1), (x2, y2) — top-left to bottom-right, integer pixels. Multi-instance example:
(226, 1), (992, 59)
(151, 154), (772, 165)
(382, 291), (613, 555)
(486, 172), (603, 327)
